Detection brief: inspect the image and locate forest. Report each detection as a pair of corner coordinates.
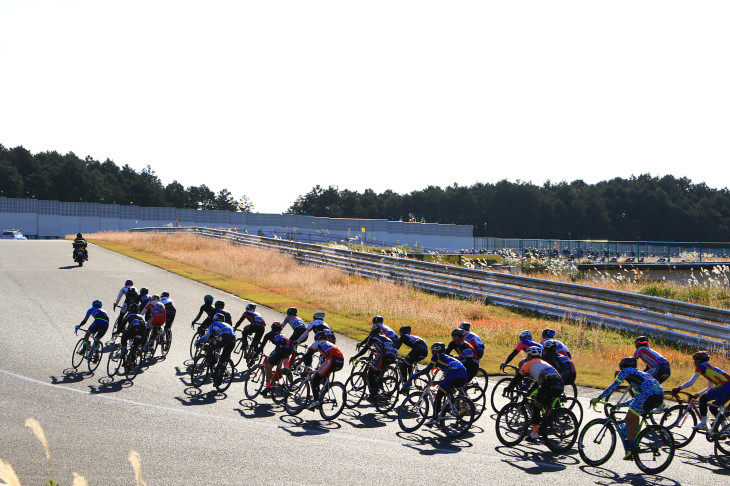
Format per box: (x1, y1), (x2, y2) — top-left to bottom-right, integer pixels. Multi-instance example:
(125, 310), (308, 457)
(3, 143), (730, 240)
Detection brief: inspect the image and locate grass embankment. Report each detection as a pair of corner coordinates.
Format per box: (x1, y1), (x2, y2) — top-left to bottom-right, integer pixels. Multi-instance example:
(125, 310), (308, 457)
(84, 232), (729, 390)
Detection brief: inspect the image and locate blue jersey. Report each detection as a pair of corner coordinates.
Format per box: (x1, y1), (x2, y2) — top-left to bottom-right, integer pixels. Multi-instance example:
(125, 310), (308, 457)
(197, 321), (235, 344)
(430, 352), (467, 373)
(599, 368), (663, 399)
(85, 307), (110, 325)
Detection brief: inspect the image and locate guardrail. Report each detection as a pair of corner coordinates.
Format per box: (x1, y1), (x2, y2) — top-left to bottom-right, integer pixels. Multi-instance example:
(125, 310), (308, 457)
(132, 226), (730, 351)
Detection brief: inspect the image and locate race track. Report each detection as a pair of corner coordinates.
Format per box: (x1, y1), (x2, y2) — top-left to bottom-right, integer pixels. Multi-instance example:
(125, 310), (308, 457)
(0, 241), (726, 485)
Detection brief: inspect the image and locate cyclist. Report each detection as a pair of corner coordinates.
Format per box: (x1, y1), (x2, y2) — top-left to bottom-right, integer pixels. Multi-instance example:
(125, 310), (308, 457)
(406, 342), (468, 426)
(542, 339), (576, 386)
(191, 295), (216, 331)
(500, 330), (542, 372)
(212, 300), (233, 325)
(256, 322), (294, 396)
(370, 315), (399, 342)
(297, 311), (335, 344)
(113, 280), (138, 319)
(72, 233), (88, 260)
(160, 291), (176, 332)
(540, 328), (571, 358)
(119, 304), (146, 357)
(136, 288), (151, 315)
(394, 326), (427, 388)
(141, 295), (166, 349)
(590, 357), (664, 459)
(633, 336), (671, 383)
(457, 322), (485, 359)
(235, 303), (267, 352)
(447, 329), (480, 382)
(195, 313), (236, 386)
(672, 351), (730, 431)
(282, 307), (307, 342)
(351, 328), (398, 404)
(301, 330), (344, 409)
(75, 300), (110, 355)
(504, 346), (564, 441)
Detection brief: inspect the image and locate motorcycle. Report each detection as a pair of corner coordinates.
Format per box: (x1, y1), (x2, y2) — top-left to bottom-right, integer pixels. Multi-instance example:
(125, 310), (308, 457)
(73, 247), (88, 267)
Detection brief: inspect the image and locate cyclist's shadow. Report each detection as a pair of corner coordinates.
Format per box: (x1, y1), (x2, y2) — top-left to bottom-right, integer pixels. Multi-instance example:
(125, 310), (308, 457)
(235, 399), (281, 419)
(51, 369), (91, 384)
(494, 445), (577, 474)
(671, 448), (730, 476)
(396, 431), (473, 455)
(338, 408), (395, 429)
(578, 465), (681, 485)
(88, 376), (132, 394)
(276, 414), (341, 437)
(174, 388), (222, 406)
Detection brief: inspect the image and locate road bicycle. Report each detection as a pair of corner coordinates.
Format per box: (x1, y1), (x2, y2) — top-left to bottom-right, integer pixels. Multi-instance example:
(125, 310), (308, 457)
(343, 356), (401, 413)
(244, 351), (296, 404)
(189, 341), (235, 392)
(660, 390), (730, 452)
(106, 337), (144, 381)
(578, 397), (675, 474)
(284, 366), (346, 420)
(397, 381), (476, 439)
(495, 387), (579, 453)
(71, 328), (104, 373)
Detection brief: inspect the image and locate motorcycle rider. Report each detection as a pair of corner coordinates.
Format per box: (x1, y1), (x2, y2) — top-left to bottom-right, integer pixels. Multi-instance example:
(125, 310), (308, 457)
(72, 233), (88, 261)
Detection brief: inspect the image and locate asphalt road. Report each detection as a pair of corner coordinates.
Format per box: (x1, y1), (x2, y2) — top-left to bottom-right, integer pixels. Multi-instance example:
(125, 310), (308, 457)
(1, 240), (727, 485)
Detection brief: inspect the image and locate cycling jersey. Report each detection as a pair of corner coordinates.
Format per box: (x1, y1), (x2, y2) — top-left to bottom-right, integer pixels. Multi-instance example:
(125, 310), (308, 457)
(123, 312), (145, 329)
(515, 338), (542, 353)
(599, 368), (664, 416)
(143, 302), (167, 328)
(258, 330), (294, 353)
(464, 331), (485, 358)
(354, 334), (397, 371)
(425, 353), (468, 393)
(519, 358), (559, 385)
(541, 338), (571, 358)
(370, 322), (399, 342)
(305, 339), (344, 377)
(237, 310), (266, 328)
(160, 297), (176, 326)
(543, 351), (576, 385)
(634, 346), (669, 369)
(282, 315), (306, 330)
(197, 321), (235, 344)
(297, 319), (331, 343)
(679, 362), (730, 391)
(450, 340), (479, 363)
(395, 333), (427, 351)
(84, 307), (110, 325)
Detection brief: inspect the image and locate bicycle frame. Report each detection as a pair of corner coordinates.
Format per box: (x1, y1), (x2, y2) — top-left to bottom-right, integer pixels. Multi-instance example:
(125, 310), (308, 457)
(672, 390), (729, 439)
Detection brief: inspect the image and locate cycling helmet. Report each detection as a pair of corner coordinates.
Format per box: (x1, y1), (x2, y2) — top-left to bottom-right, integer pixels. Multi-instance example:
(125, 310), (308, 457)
(128, 303), (139, 313)
(213, 313), (226, 322)
(634, 336), (650, 348)
(214, 300), (225, 309)
(314, 331), (328, 341)
(542, 328), (556, 339)
(619, 357), (638, 370)
(372, 315), (384, 324)
(542, 339), (558, 353)
(458, 322), (471, 331)
(204, 294), (214, 304)
(128, 286), (137, 295)
(287, 307), (297, 316)
(519, 330), (532, 341)
(125, 279), (133, 286)
(399, 326), (411, 335)
(92, 299), (102, 308)
(151, 294), (160, 302)
(245, 303), (256, 311)
(271, 321), (283, 332)
(161, 291), (169, 298)
(525, 346), (542, 358)
(431, 342), (446, 353)
(451, 328), (467, 339)
(693, 351), (710, 364)
(313, 311), (325, 320)
(140, 287), (149, 295)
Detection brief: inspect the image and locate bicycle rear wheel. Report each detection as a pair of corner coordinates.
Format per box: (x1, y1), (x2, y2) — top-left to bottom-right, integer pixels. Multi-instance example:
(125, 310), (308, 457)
(374, 376), (400, 414)
(660, 404), (697, 448)
(214, 359), (235, 392)
(471, 368), (489, 400)
(578, 418), (616, 467)
(160, 328), (172, 357)
(398, 391), (430, 432)
(344, 371), (367, 408)
(190, 355), (210, 388)
(715, 422), (730, 470)
(440, 395), (475, 439)
(561, 396), (583, 427)
(271, 368), (293, 405)
(541, 408), (578, 453)
(465, 382), (487, 421)
(490, 377), (519, 413)
(106, 343), (122, 377)
(495, 402), (529, 446)
(125, 349), (142, 381)
(189, 331), (200, 358)
(244, 364), (265, 399)
(319, 382), (346, 420)
(143, 335), (158, 363)
(633, 424), (675, 475)
(71, 338), (85, 369)
(87, 339), (103, 373)
(284, 378), (311, 416)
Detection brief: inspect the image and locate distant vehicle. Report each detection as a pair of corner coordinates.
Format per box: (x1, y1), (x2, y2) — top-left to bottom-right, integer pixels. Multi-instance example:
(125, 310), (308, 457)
(1, 229), (27, 240)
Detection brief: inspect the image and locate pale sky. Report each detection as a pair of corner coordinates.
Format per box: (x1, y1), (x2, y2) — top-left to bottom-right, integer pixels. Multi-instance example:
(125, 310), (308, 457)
(1, 1), (729, 214)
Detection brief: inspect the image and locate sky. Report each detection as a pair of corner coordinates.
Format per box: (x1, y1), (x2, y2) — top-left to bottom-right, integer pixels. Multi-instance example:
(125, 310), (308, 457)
(1, 1), (729, 214)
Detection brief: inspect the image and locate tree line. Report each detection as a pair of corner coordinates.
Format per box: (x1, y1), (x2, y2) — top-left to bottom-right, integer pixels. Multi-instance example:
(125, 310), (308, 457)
(0, 144), (253, 211)
(287, 177), (730, 241)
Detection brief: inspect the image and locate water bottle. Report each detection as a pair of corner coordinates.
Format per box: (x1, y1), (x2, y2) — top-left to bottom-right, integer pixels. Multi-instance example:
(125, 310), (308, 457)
(619, 423), (627, 439)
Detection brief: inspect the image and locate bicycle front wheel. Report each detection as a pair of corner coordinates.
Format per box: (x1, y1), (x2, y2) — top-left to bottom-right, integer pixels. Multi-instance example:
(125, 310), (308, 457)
(344, 371), (367, 408)
(491, 377), (518, 413)
(495, 402), (529, 447)
(284, 377), (311, 416)
(271, 368), (293, 405)
(215, 359), (235, 393)
(374, 376), (400, 414)
(244, 364), (265, 399)
(633, 424), (675, 475)
(659, 404), (697, 449)
(71, 338), (85, 369)
(106, 343), (122, 377)
(578, 418), (617, 467)
(440, 395), (475, 439)
(125, 349), (142, 381)
(87, 339), (103, 373)
(319, 382), (346, 420)
(715, 422), (730, 470)
(190, 355), (210, 388)
(542, 408), (579, 453)
(398, 391), (430, 432)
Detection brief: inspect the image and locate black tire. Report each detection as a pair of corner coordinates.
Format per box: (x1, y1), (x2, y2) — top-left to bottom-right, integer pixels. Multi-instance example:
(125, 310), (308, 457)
(491, 377), (519, 413)
(87, 339), (103, 373)
(143, 335), (158, 363)
(214, 359), (235, 393)
(189, 331), (200, 358)
(578, 418), (617, 467)
(660, 404), (697, 449)
(319, 382), (346, 420)
(106, 343), (122, 377)
(471, 368), (489, 400)
(542, 408), (579, 453)
(190, 355), (210, 388)
(440, 395), (475, 439)
(124, 348), (142, 381)
(344, 371), (367, 409)
(563, 382), (578, 410)
(231, 333), (245, 368)
(465, 382), (487, 421)
(284, 377), (311, 416)
(398, 390), (430, 432)
(244, 364), (266, 399)
(78, 259), (83, 267)
(714, 422), (730, 470)
(495, 402), (529, 447)
(375, 376), (400, 414)
(561, 396), (584, 427)
(271, 368), (294, 405)
(160, 329), (172, 357)
(113, 313), (124, 337)
(71, 338), (85, 369)
(633, 424), (675, 475)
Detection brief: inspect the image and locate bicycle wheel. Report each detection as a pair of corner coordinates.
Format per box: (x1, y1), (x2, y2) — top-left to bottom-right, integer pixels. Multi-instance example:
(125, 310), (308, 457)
(660, 404), (697, 448)
(715, 422), (730, 470)
(471, 368), (489, 399)
(284, 377), (311, 416)
(160, 329), (172, 357)
(143, 335), (158, 362)
(344, 371), (367, 408)
(633, 424), (674, 475)
(71, 338), (85, 369)
(244, 364), (266, 399)
(231, 333), (245, 368)
(319, 381), (346, 420)
(440, 395), (475, 439)
(563, 382), (578, 410)
(491, 377), (519, 413)
(271, 368), (294, 405)
(189, 331), (200, 358)
(190, 355), (210, 388)
(398, 390), (430, 432)
(375, 376), (400, 414)
(214, 359), (235, 392)
(465, 381), (487, 421)
(106, 343), (122, 377)
(495, 402), (529, 446)
(561, 396), (584, 427)
(87, 339), (103, 373)
(125, 349), (142, 381)
(542, 408), (579, 453)
(578, 418), (617, 467)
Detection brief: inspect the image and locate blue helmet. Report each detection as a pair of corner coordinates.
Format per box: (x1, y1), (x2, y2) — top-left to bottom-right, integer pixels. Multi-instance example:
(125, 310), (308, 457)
(92, 300), (102, 308)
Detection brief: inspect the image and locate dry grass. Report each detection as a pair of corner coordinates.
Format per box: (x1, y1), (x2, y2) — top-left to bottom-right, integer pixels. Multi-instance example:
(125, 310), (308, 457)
(85, 231), (730, 390)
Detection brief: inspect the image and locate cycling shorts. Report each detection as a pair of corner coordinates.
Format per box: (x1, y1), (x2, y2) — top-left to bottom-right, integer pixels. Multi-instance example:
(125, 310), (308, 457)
(629, 390), (664, 416)
(647, 362), (671, 383)
(707, 382), (730, 407)
(317, 356), (344, 377)
(88, 320), (109, 339)
(438, 368), (468, 394)
(370, 350), (396, 372)
(269, 346), (293, 366)
(146, 315), (166, 328)
(405, 344), (428, 365)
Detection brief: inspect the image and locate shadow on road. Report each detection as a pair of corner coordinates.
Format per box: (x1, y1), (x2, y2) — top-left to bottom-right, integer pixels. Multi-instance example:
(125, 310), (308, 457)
(578, 465), (680, 485)
(51, 369), (93, 384)
(396, 430), (473, 454)
(276, 414), (341, 437)
(174, 388), (222, 406)
(88, 375), (133, 394)
(672, 448), (730, 476)
(235, 399), (281, 419)
(58, 265), (82, 270)
(494, 445), (577, 474)
(338, 407), (395, 429)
